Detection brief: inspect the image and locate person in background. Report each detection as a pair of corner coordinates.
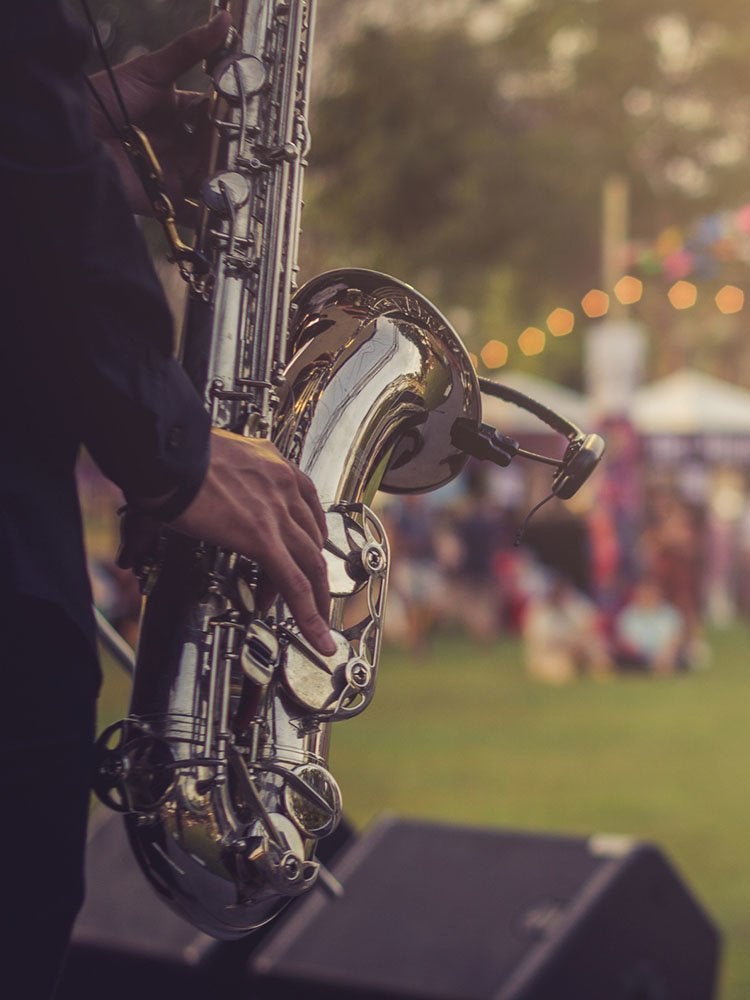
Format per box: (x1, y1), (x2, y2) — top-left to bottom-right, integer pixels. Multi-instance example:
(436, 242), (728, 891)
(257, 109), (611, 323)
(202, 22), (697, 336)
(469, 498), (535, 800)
(388, 496), (442, 654)
(642, 490), (702, 656)
(522, 573), (612, 684)
(613, 577), (685, 674)
(450, 465), (508, 642)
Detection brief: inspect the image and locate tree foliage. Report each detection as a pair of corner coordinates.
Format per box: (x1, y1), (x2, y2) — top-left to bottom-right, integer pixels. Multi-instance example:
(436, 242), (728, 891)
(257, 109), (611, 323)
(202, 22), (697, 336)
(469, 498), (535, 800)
(305, 0), (750, 374)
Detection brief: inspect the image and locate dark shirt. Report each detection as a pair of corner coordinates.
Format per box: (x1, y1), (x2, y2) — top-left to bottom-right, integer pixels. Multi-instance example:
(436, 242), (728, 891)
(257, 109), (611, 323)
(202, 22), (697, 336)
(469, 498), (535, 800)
(0, 0), (210, 646)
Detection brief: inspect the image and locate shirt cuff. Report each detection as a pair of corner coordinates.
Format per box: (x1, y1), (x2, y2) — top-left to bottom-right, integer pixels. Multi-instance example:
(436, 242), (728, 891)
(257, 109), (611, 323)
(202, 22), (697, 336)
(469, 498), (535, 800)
(125, 429), (210, 523)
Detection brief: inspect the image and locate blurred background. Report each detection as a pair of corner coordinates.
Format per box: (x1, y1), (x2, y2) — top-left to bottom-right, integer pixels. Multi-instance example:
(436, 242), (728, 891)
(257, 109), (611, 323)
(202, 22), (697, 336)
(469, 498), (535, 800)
(80, 2), (750, 996)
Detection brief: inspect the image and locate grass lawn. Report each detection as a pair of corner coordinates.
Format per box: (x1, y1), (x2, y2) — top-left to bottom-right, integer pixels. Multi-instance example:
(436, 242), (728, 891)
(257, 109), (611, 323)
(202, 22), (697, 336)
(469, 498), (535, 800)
(96, 622), (750, 999)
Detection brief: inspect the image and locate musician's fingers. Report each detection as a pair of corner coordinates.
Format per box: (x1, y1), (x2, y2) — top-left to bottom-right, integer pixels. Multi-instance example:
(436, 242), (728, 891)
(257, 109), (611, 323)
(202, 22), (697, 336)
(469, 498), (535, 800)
(233, 529), (330, 625)
(175, 90), (204, 111)
(138, 12), (231, 87)
(276, 519), (332, 623)
(286, 490), (326, 552)
(245, 442), (326, 549)
(255, 575), (277, 616)
(161, 96), (213, 208)
(259, 531), (335, 655)
(294, 470), (329, 540)
(168, 431), (333, 650)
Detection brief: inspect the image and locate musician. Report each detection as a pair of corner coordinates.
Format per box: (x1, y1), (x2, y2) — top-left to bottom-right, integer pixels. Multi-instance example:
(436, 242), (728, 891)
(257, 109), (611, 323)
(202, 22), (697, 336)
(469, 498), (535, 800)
(0, 4), (335, 996)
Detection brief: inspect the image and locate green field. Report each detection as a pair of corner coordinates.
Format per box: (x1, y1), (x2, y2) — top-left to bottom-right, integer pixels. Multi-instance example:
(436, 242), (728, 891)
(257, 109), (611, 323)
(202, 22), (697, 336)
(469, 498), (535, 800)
(97, 624), (750, 998)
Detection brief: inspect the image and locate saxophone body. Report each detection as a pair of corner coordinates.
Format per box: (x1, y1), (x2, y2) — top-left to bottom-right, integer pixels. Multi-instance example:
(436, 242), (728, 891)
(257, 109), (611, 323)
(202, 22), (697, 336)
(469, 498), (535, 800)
(95, 0), (480, 939)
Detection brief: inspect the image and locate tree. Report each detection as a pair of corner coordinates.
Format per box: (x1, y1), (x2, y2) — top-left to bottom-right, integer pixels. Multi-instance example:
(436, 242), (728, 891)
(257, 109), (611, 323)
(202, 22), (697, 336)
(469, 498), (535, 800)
(304, 1), (750, 378)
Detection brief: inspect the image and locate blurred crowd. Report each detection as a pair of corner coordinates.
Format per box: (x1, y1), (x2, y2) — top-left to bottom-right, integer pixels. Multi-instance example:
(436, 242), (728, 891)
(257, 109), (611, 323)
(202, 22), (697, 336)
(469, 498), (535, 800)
(381, 414), (750, 681)
(381, 476), (703, 681)
(78, 412), (750, 682)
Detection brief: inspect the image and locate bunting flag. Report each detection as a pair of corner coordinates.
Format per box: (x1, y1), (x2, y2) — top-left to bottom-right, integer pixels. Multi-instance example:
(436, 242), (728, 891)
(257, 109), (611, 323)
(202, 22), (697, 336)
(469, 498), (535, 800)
(626, 204), (750, 281)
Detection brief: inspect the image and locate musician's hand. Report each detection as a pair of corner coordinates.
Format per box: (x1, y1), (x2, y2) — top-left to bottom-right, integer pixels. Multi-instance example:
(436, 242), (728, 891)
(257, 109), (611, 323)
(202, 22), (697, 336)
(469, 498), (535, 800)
(88, 12), (231, 219)
(170, 430), (336, 657)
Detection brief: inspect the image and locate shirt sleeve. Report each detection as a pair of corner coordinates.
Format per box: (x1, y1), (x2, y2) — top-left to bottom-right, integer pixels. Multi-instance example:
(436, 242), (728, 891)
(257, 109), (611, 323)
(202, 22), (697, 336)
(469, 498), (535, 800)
(0, 0), (210, 512)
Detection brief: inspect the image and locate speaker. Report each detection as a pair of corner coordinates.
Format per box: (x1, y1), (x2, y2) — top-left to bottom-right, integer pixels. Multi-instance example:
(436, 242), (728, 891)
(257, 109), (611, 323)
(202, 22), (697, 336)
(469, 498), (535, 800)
(56, 809), (355, 1000)
(250, 816), (721, 1000)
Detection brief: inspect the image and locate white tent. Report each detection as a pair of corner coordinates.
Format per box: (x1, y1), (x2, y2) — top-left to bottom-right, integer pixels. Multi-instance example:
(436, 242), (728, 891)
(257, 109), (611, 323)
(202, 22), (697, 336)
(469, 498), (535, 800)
(630, 369), (750, 434)
(480, 370), (591, 436)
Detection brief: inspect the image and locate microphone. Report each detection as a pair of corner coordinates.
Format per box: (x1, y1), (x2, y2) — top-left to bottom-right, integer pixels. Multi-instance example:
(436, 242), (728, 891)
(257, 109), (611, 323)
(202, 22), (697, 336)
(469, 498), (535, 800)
(451, 379), (607, 540)
(551, 433), (606, 499)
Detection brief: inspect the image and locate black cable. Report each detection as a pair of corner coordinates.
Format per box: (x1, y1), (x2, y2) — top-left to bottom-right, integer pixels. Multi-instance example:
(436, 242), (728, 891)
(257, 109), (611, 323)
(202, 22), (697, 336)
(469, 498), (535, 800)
(513, 491), (556, 546)
(478, 376), (582, 441)
(79, 0), (132, 134)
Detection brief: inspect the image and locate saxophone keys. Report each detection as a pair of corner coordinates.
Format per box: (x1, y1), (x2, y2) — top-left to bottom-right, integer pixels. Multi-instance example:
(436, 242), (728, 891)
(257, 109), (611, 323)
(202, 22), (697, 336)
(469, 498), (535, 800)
(281, 628), (350, 712)
(201, 170), (251, 215)
(323, 508), (369, 595)
(281, 628), (375, 719)
(244, 815), (317, 897)
(241, 621), (280, 685)
(236, 574), (256, 616)
(361, 539), (387, 577)
(213, 54), (266, 102)
(345, 657), (372, 691)
(92, 721), (176, 815)
(283, 763), (342, 838)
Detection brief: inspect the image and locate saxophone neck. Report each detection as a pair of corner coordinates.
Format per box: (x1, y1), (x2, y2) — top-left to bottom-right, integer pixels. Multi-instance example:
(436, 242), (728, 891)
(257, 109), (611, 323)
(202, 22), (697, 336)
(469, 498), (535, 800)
(274, 269), (481, 504)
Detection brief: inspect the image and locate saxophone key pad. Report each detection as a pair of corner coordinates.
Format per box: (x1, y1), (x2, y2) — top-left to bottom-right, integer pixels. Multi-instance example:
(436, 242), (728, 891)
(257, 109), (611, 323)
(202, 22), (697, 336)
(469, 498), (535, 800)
(201, 170), (251, 215)
(241, 621), (280, 685)
(281, 628), (354, 714)
(213, 54), (267, 102)
(283, 763), (342, 838)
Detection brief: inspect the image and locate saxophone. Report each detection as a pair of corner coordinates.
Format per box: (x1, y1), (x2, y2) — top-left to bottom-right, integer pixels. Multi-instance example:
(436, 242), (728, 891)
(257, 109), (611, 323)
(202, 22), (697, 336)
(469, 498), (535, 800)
(93, 0), (481, 938)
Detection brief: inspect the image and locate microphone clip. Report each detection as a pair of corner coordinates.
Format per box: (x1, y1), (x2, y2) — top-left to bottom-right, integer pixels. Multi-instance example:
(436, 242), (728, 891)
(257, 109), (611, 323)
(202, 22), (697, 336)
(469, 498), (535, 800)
(450, 419), (520, 468)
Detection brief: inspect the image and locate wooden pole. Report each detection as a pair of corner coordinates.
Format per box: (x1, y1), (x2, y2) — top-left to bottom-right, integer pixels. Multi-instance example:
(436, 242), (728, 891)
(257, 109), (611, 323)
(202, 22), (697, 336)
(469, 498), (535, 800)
(602, 174), (629, 317)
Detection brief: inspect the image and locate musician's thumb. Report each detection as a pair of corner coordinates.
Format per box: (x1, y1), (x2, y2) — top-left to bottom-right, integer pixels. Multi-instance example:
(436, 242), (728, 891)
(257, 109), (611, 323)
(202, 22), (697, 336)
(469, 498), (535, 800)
(140, 11), (232, 86)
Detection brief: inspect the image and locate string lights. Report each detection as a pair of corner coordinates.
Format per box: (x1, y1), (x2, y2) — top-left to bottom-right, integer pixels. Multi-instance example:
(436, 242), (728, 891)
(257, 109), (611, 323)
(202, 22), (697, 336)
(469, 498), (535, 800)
(477, 274), (748, 370)
(474, 201), (750, 371)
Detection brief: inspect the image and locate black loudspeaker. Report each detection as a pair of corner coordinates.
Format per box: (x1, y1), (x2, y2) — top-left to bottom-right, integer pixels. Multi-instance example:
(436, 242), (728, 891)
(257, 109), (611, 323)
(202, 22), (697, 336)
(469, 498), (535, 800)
(56, 809), (355, 1000)
(250, 816), (721, 1000)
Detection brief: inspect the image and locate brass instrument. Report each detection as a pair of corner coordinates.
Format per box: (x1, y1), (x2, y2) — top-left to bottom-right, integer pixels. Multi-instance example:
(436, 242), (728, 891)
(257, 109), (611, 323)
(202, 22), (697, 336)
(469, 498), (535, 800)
(94, 0), (481, 938)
